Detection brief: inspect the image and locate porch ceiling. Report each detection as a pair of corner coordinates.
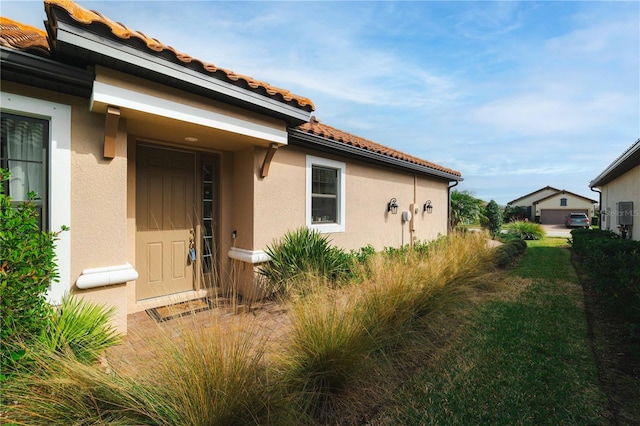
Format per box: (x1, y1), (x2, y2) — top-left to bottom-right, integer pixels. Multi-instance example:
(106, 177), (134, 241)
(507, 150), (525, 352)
(123, 109), (271, 151)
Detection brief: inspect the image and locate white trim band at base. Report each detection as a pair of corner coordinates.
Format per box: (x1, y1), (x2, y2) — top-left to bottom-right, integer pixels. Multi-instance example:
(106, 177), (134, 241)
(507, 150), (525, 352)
(227, 247), (270, 264)
(76, 263), (139, 289)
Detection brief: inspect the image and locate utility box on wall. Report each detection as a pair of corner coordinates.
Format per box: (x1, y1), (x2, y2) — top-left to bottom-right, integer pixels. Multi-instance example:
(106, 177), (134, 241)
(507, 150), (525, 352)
(617, 201), (634, 225)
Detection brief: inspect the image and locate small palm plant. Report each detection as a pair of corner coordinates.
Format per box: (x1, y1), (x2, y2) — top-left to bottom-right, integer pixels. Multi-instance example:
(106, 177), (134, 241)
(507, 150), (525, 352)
(258, 227), (353, 297)
(39, 294), (121, 364)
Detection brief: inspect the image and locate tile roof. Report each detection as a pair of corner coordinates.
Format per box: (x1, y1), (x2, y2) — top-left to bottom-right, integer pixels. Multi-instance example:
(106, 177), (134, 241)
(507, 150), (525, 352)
(43, 0), (314, 111)
(0, 17), (50, 57)
(298, 117), (461, 177)
(534, 189), (597, 204)
(1, 0), (314, 112)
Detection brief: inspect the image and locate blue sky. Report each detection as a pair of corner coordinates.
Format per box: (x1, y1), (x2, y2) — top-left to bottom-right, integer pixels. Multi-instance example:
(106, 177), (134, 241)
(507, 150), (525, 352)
(2, 0), (638, 205)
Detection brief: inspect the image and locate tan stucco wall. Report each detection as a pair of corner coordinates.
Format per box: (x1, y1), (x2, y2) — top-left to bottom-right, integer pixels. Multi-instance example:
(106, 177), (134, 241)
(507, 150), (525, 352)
(600, 165), (640, 240)
(252, 145), (451, 252)
(2, 82), (130, 333)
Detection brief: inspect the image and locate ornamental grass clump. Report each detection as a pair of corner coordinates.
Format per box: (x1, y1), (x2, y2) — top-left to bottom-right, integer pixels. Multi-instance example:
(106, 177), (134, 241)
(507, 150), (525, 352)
(2, 314), (271, 425)
(273, 231), (495, 423)
(506, 220), (545, 240)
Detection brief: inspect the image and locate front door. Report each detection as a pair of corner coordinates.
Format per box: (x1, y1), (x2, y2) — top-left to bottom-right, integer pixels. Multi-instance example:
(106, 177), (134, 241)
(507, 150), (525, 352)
(136, 145), (195, 300)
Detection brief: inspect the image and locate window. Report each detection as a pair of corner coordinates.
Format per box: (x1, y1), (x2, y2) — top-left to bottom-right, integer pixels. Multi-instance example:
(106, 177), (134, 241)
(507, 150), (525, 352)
(306, 156), (345, 233)
(1, 92), (71, 305)
(560, 198), (567, 206)
(1, 113), (49, 228)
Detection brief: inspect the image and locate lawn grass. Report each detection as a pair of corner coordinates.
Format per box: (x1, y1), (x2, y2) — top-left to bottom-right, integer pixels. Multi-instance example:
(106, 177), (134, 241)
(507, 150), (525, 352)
(373, 237), (611, 425)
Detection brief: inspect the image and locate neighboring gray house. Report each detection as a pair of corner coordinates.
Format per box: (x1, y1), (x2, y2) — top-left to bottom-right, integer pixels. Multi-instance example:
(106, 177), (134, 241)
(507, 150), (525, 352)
(590, 139), (640, 240)
(507, 186), (597, 224)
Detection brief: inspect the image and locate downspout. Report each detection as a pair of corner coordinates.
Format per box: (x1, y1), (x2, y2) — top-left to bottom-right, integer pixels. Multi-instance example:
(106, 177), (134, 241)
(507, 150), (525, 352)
(448, 180), (460, 233)
(590, 186), (602, 228)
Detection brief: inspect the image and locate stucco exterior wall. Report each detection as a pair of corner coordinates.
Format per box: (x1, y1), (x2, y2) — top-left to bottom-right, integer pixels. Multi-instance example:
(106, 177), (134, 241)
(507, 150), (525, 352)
(2, 82), (130, 333)
(252, 145), (451, 252)
(600, 165), (640, 240)
(70, 103), (129, 333)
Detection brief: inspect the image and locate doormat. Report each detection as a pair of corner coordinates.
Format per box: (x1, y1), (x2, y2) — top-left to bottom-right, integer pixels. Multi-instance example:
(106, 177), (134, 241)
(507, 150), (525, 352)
(146, 297), (213, 323)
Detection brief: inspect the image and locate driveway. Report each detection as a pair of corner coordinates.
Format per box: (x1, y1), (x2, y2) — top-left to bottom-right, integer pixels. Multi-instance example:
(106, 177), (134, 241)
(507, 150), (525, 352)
(541, 224), (573, 238)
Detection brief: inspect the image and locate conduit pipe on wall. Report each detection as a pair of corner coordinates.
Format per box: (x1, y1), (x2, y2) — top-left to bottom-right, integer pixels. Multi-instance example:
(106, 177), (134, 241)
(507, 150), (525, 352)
(448, 180), (460, 232)
(76, 263), (138, 289)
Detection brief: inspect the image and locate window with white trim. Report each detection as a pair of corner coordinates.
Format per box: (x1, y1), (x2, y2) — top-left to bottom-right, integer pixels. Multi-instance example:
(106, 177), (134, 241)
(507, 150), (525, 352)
(306, 156), (345, 233)
(1, 92), (71, 305)
(1, 113), (49, 229)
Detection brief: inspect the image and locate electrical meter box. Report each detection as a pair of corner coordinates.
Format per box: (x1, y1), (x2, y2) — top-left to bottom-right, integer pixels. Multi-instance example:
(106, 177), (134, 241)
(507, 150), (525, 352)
(617, 201), (634, 226)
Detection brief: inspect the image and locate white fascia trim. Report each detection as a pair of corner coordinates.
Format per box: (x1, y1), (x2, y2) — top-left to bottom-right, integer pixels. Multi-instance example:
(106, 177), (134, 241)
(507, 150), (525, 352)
(227, 247), (271, 264)
(1, 92), (71, 305)
(76, 263), (138, 289)
(91, 81), (288, 145)
(57, 23), (310, 122)
(306, 155), (346, 233)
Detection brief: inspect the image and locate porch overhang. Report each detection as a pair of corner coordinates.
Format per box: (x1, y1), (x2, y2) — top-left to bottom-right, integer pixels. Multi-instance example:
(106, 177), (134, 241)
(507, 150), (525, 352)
(91, 81), (288, 146)
(48, 17), (311, 126)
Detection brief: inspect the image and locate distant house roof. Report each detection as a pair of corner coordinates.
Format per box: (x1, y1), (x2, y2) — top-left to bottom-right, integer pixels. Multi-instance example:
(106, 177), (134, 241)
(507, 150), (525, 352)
(590, 139), (640, 187)
(291, 117), (462, 181)
(507, 186), (561, 205)
(534, 189), (597, 205)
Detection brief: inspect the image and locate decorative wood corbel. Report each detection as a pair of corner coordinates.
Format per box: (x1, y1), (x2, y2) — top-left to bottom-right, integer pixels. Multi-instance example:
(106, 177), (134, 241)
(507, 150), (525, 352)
(260, 142), (280, 178)
(103, 106), (120, 159)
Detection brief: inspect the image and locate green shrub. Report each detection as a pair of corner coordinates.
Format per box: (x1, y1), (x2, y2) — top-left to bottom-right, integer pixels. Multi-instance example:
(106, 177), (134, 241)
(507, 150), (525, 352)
(485, 200), (503, 236)
(0, 169), (66, 379)
(506, 220), (545, 240)
(494, 239), (527, 268)
(259, 227), (353, 297)
(569, 228), (618, 254)
(571, 230), (640, 320)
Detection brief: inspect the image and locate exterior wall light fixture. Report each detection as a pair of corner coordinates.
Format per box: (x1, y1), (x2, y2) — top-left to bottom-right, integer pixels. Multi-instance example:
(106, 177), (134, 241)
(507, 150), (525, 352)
(387, 198), (399, 214)
(424, 200), (433, 214)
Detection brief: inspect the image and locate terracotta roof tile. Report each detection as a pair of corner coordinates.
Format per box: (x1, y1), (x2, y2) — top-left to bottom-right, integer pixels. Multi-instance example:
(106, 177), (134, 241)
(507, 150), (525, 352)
(298, 117), (461, 177)
(43, 0), (314, 111)
(0, 17), (50, 57)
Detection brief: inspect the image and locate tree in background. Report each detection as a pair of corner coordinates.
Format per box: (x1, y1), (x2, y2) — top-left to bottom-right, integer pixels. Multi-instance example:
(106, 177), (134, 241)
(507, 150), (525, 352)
(503, 205), (527, 223)
(450, 190), (484, 229)
(485, 200), (503, 236)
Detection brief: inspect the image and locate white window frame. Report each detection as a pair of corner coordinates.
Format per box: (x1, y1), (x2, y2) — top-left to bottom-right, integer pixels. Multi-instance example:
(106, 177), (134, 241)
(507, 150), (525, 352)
(306, 155), (346, 233)
(1, 92), (71, 305)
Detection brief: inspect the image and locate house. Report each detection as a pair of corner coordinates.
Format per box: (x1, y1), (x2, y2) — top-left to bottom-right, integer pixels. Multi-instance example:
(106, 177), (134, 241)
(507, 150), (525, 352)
(589, 139), (640, 240)
(507, 186), (597, 224)
(0, 0), (462, 333)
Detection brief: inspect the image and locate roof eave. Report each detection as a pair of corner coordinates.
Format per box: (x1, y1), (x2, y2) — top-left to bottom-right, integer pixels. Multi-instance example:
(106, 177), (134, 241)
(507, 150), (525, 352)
(589, 140), (640, 188)
(289, 128), (462, 182)
(51, 19), (311, 126)
(0, 46), (93, 97)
